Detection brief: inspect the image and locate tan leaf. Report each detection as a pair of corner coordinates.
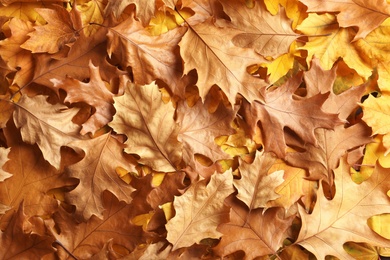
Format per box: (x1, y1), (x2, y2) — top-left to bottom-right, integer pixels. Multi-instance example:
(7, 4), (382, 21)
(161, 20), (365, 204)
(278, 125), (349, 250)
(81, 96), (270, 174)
(0, 203), (55, 259)
(166, 170), (234, 250)
(177, 99), (235, 168)
(214, 197), (295, 259)
(109, 81), (182, 172)
(21, 5), (82, 54)
(219, 0), (299, 59)
(65, 133), (137, 221)
(104, 0), (155, 25)
(13, 95), (82, 169)
(300, 0), (390, 40)
(296, 156), (390, 259)
(107, 17), (188, 98)
(179, 18), (267, 104)
(0, 18), (34, 87)
(0, 144), (71, 229)
(46, 192), (145, 259)
(235, 152), (284, 209)
(50, 61), (116, 135)
(254, 73), (343, 158)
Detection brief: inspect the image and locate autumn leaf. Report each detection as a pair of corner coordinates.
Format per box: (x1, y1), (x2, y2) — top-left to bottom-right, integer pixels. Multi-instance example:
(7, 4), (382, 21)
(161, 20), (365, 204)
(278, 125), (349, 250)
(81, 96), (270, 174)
(166, 170), (234, 250)
(234, 151), (284, 210)
(219, 0), (299, 59)
(177, 99), (235, 169)
(107, 16), (189, 98)
(362, 93), (390, 155)
(109, 81), (182, 172)
(214, 197), (295, 259)
(104, 0), (155, 25)
(0, 147), (11, 181)
(77, 0), (106, 36)
(179, 18), (268, 104)
(46, 192), (145, 259)
(254, 73), (343, 158)
(50, 61), (117, 135)
(300, 0), (390, 40)
(65, 133), (137, 221)
(20, 5), (82, 54)
(296, 13), (372, 79)
(0, 17), (34, 87)
(0, 144), (71, 229)
(296, 156), (390, 260)
(0, 202), (55, 259)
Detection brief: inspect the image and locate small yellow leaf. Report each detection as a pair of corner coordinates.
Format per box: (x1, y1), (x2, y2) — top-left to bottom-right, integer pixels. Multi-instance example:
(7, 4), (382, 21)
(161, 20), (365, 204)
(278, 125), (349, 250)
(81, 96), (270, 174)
(368, 214), (390, 239)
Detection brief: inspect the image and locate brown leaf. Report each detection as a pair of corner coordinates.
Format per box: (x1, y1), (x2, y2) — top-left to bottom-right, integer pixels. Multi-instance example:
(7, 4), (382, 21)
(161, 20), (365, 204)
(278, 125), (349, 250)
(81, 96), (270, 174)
(179, 18), (267, 104)
(0, 18), (34, 87)
(107, 17), (188, 98)
(0, 144), (71, 229)
(51, 61), (117, 135)
(254, 73), (343, 157)
(177, 99), (235, 169)
(20, 5), (82, 54)
(214, 197), (295, 259)
(46, 192), (146, 259)
(300, 0), (390, 40)
(219, 0), (299, 59)
(65, 133), (137, 221)
(235, 151), (284, 209)
(296, 156), (390, 259)
(0, 202), (54, 259)
(286, 124), (372, 184)
(104, 0), (155, 25)
(166, 170), (234, 250)
(109, 81), (182, 172)
(13, 95), (83, 169)
(31, 27), (122, 91)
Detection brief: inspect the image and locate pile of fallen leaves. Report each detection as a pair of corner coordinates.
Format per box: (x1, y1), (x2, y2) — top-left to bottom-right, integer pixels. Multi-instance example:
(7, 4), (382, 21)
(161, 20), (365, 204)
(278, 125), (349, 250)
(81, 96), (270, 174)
(1, 0), (390, 259)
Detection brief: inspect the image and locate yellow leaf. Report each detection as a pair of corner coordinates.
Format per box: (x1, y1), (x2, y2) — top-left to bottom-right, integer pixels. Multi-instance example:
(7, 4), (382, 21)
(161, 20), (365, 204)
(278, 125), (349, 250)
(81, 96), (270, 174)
(368, 214), (390, 239)
(343, 242), (378, 260)
(0, 2), (47, 24)
(297, 13), (372, 79)
(259, 41), (300, 84)
(264, 0), (307, 29)
(362, 93), (390, 155)
(131, 211), (155, 231)
(76, 0), (105, 36)
(147, 10), (177, 36)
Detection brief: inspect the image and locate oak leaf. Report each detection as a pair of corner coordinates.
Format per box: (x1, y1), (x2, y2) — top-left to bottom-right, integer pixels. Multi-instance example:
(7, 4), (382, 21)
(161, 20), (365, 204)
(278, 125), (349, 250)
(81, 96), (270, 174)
(107, 17), (188, 98)
(0, 202), (54, 259)
(104, 0), (155, 25)
(296, 156), (390, 259)
(264, 0), (307, 29)
(46, 192), (145, 259)
(234, 151), (284, 209)
(0, 144), (71, 229)
(166, 170), (234, 250)
(254, 73), (342, 158)
(50, 61), (116, 135)
(296, 13), (372, 79)
(177, 99), (235, 169)
(180, 0), (226, 25)
(300, 0), (390, 40)
(214, 197), (295, 259)
(109, 81), (182, 172)
(13, 95), (83, 169)
(65, 133), (137, 221)
(20, 5), (82, 54)
(179, 18), (268, 104)
(31, 27), (122, 90)
(362, 92), (390, 155)
(0, 18), (34, 87)
(219, 0), (299, 59)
